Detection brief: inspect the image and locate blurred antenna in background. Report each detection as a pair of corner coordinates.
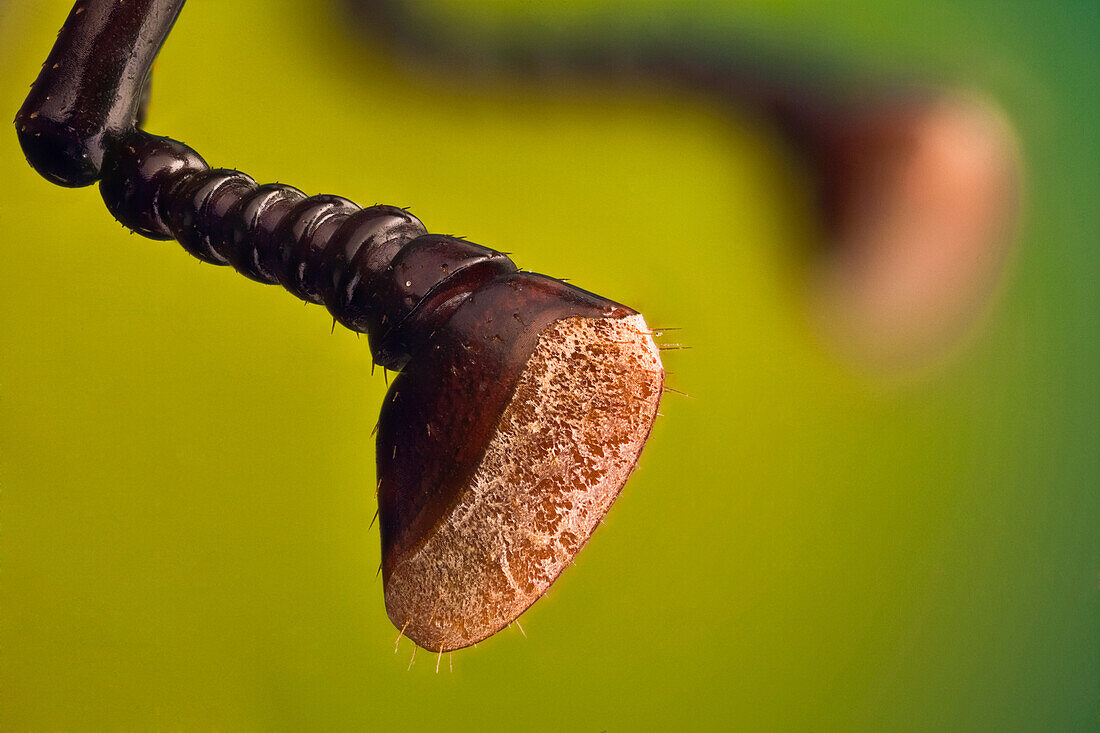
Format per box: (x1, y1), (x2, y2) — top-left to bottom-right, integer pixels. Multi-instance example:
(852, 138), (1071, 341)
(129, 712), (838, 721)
(344, 0), (1022, 367)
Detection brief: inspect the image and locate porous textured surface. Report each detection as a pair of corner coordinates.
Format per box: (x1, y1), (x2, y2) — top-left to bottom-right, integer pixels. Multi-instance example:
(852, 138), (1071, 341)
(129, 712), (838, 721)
(385, 313), (663, 651)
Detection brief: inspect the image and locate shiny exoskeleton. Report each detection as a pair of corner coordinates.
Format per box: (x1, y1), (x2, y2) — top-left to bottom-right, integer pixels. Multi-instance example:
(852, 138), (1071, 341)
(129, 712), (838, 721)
(16, 0), (667, 653)
(98, 128), (517, 370)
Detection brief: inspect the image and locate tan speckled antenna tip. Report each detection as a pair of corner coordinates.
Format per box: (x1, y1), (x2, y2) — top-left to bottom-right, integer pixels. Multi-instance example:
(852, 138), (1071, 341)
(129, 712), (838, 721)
(385, 313), (664, 651)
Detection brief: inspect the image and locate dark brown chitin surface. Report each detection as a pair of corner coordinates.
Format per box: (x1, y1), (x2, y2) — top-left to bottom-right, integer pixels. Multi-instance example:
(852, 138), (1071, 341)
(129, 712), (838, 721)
(89, 128), (667, 655)
(382, 309), (663, 651)
(14, 0), (185, 187)
(376, 274), (633, 575)
(16, 0), (666, 653)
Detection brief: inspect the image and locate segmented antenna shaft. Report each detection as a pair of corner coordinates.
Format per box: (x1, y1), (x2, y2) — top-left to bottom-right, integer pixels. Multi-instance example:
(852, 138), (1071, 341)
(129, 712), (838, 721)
(98, 129), (517, 369)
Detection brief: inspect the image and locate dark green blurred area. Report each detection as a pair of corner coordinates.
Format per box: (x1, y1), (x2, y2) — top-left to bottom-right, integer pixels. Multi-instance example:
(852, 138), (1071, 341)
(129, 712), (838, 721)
(0, 0), (1095, 730)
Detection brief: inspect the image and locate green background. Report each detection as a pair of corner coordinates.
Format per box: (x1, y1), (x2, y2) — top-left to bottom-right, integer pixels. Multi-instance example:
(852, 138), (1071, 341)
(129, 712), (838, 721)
(1, 0), (1096, 729)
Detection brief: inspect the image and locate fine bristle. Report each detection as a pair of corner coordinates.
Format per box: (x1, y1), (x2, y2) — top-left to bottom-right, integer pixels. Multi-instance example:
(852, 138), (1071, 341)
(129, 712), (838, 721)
(384, 313), (663, 651)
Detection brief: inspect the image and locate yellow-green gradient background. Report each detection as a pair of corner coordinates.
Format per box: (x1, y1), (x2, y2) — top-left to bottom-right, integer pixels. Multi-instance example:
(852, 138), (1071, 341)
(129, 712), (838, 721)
(1, 1), (1096, 729)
